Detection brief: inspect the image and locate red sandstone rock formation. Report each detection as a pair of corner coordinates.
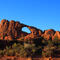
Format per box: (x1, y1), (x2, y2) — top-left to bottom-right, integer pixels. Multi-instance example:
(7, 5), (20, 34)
(52, 31), (60, 40)
(0, 19), (60, 41)
(0, 19), (42, 41)
(42, 29), (55, 40)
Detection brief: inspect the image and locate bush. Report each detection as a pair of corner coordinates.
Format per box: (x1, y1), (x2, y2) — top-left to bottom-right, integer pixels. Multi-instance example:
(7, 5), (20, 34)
(0, 50), (4, 56)
(42, 40), (56, 57)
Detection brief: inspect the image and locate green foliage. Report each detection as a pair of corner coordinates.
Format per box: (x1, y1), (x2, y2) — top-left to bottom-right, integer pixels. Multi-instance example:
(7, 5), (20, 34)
(0, 42), (41, 57)
(24, 42), (38, 57)
(58, 45), (60, 48)
(0, 50), (4, 56)
(54, 36), (58, 40)
(42, 40), (56, 57)
(53, 36), (59, 44)
(53, 36), (60, 49)
(0, 36), (59, 58)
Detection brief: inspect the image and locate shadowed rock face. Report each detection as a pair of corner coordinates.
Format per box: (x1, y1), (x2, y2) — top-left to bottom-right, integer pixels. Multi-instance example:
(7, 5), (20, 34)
(0, 19), (60, 41)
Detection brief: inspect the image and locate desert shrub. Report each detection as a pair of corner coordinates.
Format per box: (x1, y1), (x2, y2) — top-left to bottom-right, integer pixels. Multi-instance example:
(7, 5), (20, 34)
(0, 50), (5, 56)
(0, 39), (41, 57)
(0, 37), (59, 58)
(3, 46), (15, 56)
(53, 36), (60, 48)
(58, 44), (60, 47)
(53, 36), (59, 44)
(2, 43), (28, 57)
(24, 42), (37, 57)
(42, 40), (56, 57)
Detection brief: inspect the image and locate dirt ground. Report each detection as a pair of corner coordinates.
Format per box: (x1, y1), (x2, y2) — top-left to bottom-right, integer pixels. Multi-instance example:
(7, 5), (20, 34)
(0, 56), (60, 60)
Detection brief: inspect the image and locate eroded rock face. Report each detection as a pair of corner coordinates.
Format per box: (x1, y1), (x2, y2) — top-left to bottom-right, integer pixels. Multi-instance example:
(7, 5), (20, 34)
(52, 31), (60, 40)
(42, 29), (55, 40)
(23, 26), (42, 40)
(0, 19), (60, 41)
(0, 19), (9, 32)
(0, 19), (42, 41)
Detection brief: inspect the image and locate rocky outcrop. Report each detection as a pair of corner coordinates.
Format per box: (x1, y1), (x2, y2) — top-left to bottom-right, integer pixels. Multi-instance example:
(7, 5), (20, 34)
(0, 19), (60, 41)
(0, 19), (42, 41)
(52, 31), (60, 40)
(42, 29), (55, 40)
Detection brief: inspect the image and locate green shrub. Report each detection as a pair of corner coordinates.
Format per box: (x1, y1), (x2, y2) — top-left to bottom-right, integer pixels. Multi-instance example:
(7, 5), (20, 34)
(42, 40), (56, 57)
(0, 50), (4, 56)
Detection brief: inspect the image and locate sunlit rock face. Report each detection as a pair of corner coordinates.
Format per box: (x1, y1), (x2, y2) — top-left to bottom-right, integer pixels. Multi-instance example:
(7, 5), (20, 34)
(0, 19), (60, 41)
(0, 19), (42, 41)
(52, 31), (60, 40)
(42, 29), (55, 40)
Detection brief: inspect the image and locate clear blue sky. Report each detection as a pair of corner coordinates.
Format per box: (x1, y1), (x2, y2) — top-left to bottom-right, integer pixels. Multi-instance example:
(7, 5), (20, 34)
(0, 0), (60, 32)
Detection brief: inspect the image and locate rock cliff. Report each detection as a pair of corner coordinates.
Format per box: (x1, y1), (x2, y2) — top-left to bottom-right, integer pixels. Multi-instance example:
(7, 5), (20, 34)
(0, 19), (60, 41)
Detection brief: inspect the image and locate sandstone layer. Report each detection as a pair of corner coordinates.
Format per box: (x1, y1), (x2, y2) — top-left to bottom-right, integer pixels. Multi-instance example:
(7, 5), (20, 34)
(0, 19), (60, 41)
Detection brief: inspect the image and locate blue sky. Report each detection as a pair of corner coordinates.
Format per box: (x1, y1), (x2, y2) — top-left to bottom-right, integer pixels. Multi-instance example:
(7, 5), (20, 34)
(0, 0), (60, 32)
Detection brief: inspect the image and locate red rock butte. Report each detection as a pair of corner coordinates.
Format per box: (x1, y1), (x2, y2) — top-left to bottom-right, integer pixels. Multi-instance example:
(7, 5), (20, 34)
(0, 19), (60, 41)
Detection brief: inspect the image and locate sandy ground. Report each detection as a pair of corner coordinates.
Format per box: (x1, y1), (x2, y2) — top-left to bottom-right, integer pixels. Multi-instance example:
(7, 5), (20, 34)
(0, 56), (60, 60)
